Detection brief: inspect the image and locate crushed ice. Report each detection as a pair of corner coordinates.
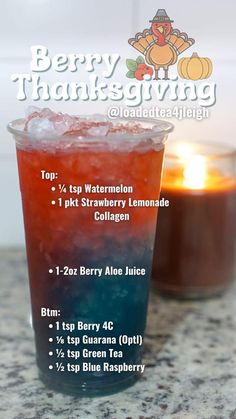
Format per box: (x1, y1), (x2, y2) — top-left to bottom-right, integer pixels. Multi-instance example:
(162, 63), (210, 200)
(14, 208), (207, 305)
(87, 126), (109, 137)
(27, 118), (57, 137)
(24, 107), (151, 139)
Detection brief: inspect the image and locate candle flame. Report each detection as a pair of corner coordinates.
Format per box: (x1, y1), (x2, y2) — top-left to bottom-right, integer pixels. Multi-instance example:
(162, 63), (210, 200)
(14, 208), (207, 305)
(183, 155), (207, 189)
(175, 143), (207, 189)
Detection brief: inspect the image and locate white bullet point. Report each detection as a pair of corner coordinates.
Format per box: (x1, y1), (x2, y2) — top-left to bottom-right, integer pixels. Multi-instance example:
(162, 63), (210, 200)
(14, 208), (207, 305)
(49, 351), (53, 356)
(49, 269), (53, 274)
(49, 338), (53, 342)
(51, 187), (56, 192)
(51, 200), (56, 205)
(49, 365), (53, 370)
(49, 324), (53, 329)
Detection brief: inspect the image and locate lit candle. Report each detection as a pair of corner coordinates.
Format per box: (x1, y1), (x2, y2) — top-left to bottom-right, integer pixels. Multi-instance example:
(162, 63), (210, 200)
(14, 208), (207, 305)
(152, 142), (236, 299)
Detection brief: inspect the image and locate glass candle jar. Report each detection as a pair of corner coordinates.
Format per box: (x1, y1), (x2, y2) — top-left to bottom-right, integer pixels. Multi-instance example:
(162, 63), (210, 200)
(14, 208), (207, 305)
(152, 141), (236, 299)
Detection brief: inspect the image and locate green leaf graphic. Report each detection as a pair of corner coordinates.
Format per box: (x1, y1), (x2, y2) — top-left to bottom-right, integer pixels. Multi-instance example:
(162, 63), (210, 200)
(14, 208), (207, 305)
(126, 70), (135, 78)
(126, 59), (137, 71)
(136, 56), (145, 64)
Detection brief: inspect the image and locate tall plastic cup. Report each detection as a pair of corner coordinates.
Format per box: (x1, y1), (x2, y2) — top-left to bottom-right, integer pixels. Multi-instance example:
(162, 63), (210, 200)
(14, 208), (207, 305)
(8, 117), (173, 396)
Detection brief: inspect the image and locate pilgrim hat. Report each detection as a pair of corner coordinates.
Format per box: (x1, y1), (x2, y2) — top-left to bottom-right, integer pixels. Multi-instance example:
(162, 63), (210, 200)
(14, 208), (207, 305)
(149, 9), (174, 23)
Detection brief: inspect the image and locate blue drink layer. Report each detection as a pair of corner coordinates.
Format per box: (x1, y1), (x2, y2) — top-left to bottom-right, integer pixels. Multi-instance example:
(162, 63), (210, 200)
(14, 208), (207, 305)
(32, 241), (154, 395)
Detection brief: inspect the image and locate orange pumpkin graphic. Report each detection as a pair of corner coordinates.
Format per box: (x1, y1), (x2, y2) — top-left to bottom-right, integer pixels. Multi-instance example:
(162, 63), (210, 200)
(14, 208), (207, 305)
(178, 52), (213, 80)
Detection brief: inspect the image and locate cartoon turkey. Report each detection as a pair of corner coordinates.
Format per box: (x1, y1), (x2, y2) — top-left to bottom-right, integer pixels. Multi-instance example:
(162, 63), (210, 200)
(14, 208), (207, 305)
(128, 9), (195, 80)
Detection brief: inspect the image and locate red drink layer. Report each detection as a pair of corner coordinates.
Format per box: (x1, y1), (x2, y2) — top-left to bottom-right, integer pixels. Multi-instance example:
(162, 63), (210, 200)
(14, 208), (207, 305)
(17, 145), (164, 310)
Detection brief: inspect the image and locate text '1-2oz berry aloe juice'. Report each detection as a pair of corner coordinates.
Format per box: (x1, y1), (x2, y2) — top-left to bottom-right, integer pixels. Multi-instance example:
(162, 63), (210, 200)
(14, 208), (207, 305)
(8, 108), (173, 396)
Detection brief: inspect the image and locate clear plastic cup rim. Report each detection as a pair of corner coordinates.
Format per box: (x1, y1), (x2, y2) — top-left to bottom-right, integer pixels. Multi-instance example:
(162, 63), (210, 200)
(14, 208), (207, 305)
(7, 117), (174, 147)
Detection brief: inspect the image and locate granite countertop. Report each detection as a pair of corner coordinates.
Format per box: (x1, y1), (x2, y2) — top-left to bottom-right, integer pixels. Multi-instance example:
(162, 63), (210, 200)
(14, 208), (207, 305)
(1, 248), (236, 419)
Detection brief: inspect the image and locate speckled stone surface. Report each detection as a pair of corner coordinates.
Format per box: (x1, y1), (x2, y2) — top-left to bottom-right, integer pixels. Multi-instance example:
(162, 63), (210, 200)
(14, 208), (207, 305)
(1, 248), (236, 419)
